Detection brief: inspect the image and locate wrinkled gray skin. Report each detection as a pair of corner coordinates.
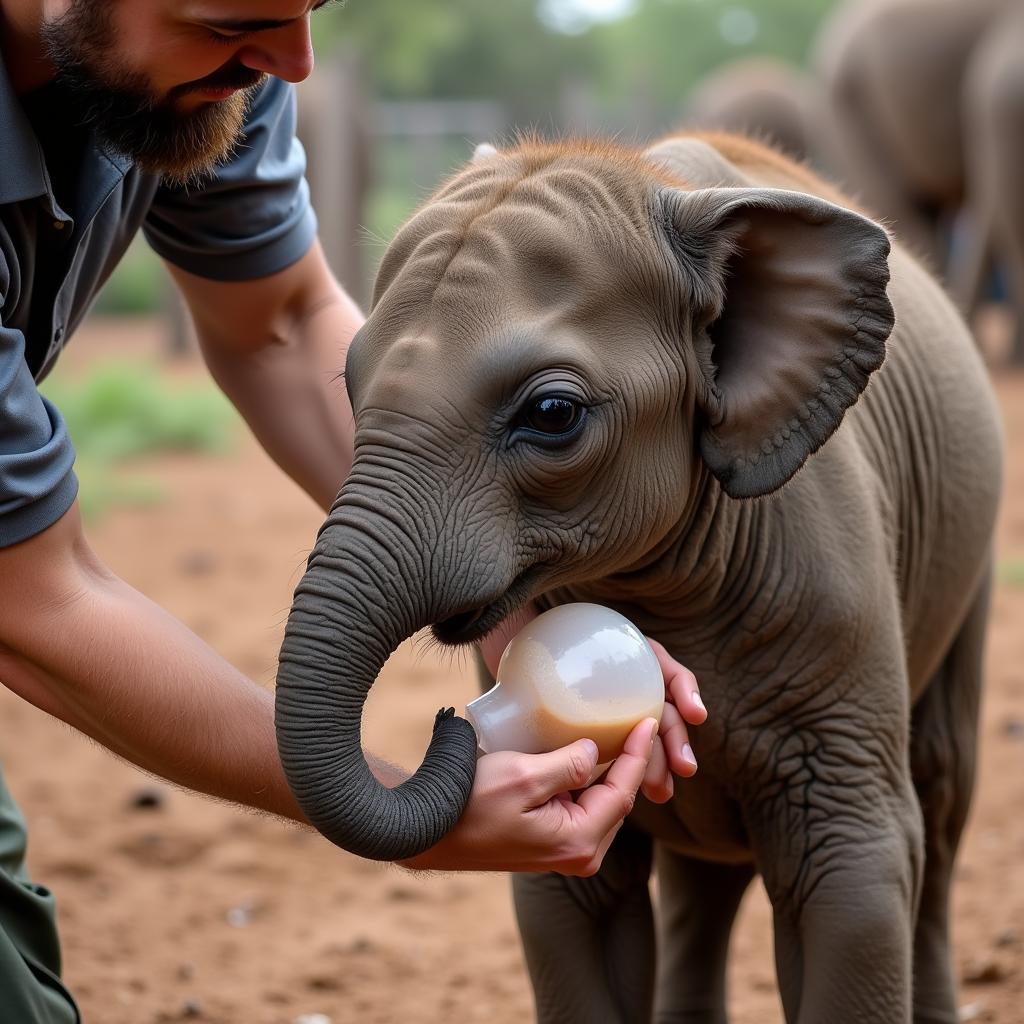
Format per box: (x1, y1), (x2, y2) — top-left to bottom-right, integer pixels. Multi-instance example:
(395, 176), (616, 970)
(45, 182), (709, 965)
(815, 0), (1024, 363)
(683, 57), (820, 166)
(275, 132), (1003, 1023)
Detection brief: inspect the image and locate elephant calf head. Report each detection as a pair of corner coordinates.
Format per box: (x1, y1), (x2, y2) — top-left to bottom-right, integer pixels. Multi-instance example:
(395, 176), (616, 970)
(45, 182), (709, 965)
(275, 135), (895, 861)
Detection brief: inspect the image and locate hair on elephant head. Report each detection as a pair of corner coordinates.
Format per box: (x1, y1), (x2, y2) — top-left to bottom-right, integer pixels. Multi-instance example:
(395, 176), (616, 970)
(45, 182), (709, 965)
(274, 135), (895, 861)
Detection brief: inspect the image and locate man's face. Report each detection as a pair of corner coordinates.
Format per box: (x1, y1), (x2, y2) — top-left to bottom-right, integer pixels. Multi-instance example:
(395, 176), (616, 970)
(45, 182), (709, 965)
(41, 1), (326, 185)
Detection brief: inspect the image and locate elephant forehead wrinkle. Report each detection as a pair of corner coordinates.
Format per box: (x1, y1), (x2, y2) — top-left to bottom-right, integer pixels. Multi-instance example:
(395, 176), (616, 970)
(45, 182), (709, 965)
(462, 162), (648, 250)
(462, 209), (634, 316)
(364, 337), (483, 412)
(434, 172), (518, 209)
(409, 225), (463, 259)
(386, 332), (443, 365)
(540, 167), (641, 220)
(483, 207), (582, 260)
(387, 157), (660, 314)
(434, 247), (503, 289)
(487, 177), (604, 232)
(401, 229), (467, 280)
(473, 328), (595, 397)
(356, 407), (477, 465)
(501, 172), (651, 253)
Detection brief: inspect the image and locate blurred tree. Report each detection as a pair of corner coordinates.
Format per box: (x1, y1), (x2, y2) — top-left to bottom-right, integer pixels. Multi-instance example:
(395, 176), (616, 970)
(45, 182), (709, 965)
(97, 0), (843, 315)
(312, 0), (598, 122)
(587, 0), (836, 121)
(311, 0), (836, 128)
(312, 0), (464, 96)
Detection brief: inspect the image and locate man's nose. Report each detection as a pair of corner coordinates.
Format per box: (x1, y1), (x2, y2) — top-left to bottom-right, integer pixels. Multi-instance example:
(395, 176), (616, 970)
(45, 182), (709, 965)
(237, 18), (315, 84)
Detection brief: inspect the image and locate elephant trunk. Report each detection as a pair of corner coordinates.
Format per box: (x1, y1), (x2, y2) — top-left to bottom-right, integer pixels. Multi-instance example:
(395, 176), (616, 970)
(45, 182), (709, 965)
(275, 520), (479, 861)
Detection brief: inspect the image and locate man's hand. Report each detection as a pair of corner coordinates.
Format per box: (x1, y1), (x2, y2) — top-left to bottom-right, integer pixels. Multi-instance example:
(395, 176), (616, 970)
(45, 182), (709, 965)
(400, 717), (659, 875)
(477, 606), (707, 805)
(641, 638), (706, 802)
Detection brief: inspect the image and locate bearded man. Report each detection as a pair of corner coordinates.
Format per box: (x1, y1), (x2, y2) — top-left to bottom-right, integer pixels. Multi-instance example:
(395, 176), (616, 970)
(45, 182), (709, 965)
(0, 3), (707, 1019)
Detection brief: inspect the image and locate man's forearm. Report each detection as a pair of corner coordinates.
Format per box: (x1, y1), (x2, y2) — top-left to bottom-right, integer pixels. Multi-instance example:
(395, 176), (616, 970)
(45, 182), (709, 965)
(0, 562), (410, 820)
(196, 280), (363, 512)
(0, 564), (310, 821)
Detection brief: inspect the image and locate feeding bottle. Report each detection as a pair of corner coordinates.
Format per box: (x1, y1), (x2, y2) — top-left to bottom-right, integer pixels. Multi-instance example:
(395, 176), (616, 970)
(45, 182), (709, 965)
(465, 603), (664, 762)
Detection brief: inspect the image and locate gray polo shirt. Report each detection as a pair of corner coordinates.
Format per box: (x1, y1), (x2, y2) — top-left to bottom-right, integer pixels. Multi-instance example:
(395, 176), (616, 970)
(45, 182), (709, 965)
(0, 58), (318, 548)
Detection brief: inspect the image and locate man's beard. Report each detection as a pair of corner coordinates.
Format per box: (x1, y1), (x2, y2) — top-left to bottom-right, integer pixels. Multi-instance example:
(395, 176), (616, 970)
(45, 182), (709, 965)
(40, 0), (266, 186)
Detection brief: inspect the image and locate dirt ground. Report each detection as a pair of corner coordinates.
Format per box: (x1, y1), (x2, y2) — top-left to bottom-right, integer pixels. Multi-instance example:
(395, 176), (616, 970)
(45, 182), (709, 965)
(2, 314), (1022, 1024)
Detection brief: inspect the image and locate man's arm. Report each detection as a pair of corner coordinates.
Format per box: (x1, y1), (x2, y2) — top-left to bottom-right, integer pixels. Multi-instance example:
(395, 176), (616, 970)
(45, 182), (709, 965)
(0, 501), (309, 821)
(166, 240), (361, 511)
(0, 501), (663, 875)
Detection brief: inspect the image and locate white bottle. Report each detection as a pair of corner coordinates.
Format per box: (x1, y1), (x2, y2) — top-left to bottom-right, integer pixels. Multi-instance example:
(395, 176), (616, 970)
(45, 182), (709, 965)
(465, 603), (664, 762)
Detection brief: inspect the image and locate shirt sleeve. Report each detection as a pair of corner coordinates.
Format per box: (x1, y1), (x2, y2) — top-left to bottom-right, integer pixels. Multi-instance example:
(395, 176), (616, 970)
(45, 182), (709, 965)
(0, 312), (78, 548)
(142, 76), (318, 282)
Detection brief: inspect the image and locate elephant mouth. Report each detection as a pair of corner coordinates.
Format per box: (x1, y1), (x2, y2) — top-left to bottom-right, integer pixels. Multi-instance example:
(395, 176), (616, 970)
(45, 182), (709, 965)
(432, 565), (544, 645)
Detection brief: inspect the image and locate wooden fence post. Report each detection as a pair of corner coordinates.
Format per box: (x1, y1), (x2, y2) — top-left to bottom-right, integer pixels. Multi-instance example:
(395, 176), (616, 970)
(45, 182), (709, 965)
(297, 50), (372, 305)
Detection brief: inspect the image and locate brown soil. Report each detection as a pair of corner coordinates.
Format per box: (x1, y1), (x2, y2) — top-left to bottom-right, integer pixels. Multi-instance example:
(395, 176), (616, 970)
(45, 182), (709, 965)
(3, 316), (1022, 1024)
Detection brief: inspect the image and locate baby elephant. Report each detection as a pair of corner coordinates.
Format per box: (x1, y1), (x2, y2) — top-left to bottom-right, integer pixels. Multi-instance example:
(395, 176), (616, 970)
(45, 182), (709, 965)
(275, 132), (1003, 1023)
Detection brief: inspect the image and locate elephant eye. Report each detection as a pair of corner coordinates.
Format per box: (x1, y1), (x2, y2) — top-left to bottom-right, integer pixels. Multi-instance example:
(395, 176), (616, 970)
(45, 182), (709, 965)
(521, 396), (585, 437)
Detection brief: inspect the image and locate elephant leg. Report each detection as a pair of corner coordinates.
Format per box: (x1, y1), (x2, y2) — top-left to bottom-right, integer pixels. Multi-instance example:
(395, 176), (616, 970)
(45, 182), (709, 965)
(653, 851), (756, 1024)
(948, 207), (992, 330)
(513, 824), (655, 1024)
(994, 174), (1024, 365)
(748, 731), (924, 1022)
(910, 569), (990, 1023)
(960, 13), (1024, 365)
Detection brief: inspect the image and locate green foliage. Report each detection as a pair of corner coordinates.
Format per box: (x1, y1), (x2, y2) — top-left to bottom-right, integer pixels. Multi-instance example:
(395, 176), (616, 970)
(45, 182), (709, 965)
(586, 0), (835, 114)
(40, 362), (237, 522)
(313, 3), (467, 96)
(998, 559), (1024, 589)
(364, 184), (418, 252)
(91, 1), (842, 315)
(71, 456), (166, 524)
(93, 237), (164, 316)
(314, 0), (598, 116)
(42, 362), (236, 462)
(362, 135), (479, 244)
(312, 0), (835, 121)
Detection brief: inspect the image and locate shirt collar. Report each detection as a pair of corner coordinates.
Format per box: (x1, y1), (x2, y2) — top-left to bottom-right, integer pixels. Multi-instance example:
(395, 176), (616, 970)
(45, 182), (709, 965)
(0, 46), (50, 204)
(0, 48), (134, 215)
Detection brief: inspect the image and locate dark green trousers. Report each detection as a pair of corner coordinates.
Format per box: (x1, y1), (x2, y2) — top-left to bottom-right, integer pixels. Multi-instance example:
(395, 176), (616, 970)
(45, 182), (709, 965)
(0, 764), (79, 1023)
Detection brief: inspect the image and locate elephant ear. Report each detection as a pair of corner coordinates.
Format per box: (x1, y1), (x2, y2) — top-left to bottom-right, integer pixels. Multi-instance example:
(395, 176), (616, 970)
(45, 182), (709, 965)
(656, 186), (895, 499)
(644, 137), (753, 188)
(472, 142), (499, 162)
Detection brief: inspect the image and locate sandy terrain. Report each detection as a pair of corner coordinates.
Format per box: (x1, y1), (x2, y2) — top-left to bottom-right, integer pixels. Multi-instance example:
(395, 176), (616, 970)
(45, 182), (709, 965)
(1, 316), (1021, 1024)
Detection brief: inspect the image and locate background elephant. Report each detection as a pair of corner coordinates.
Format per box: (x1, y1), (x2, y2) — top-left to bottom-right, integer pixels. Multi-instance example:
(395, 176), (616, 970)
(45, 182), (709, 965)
(682, 57), (819, 166)
(274, 132), (1002, 1022)
(814, 0), (1024, 363)
(950, 0), (1024, 365)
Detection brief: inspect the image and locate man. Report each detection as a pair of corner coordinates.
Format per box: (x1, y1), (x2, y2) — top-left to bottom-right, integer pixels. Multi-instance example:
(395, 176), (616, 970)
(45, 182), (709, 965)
(0, 2), (706, 1019)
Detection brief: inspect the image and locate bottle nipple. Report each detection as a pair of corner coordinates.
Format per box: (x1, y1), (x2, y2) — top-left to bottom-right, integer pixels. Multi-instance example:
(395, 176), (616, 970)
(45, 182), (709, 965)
(465, 603), (664, 762)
